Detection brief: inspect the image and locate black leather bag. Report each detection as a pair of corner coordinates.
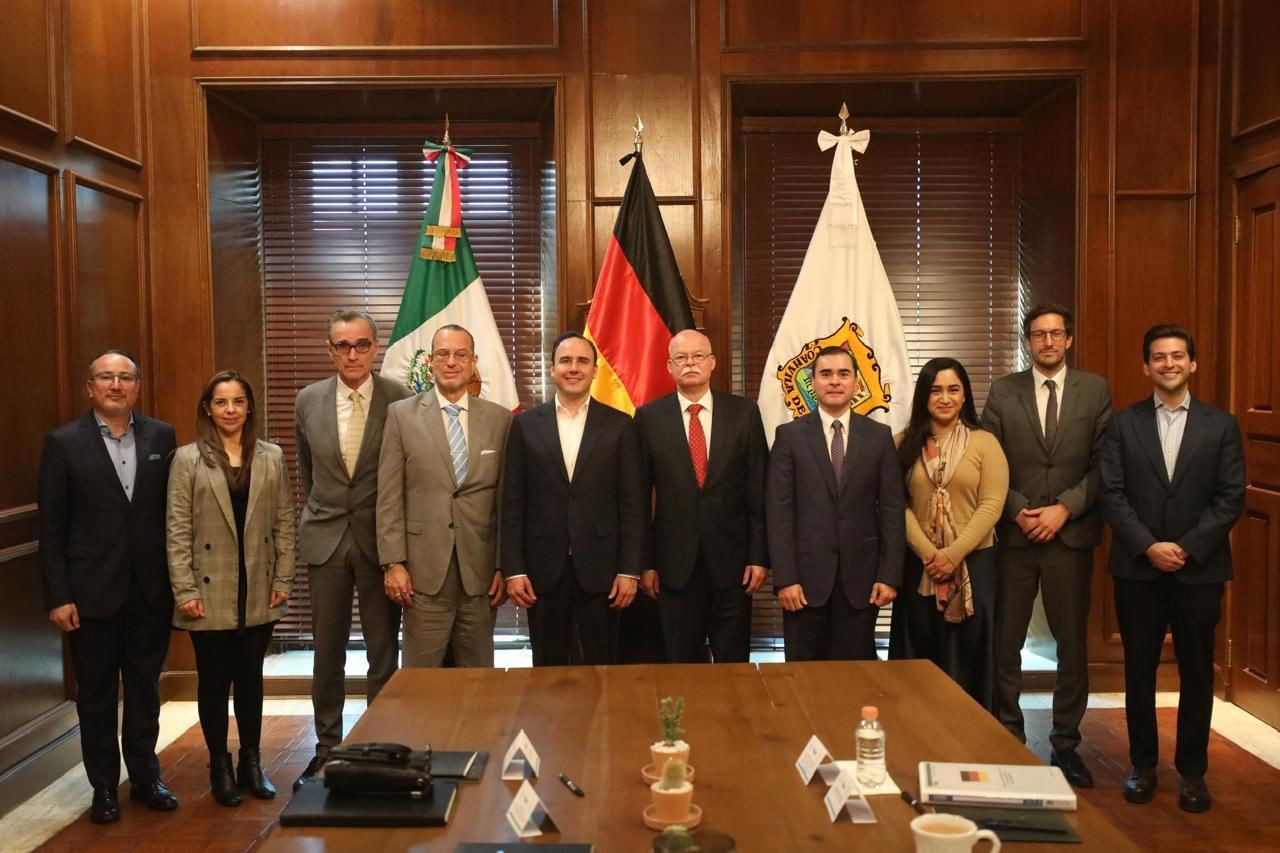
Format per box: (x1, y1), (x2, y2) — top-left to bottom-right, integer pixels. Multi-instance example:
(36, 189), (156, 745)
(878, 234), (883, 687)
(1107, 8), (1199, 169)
(324, 742), (432, 799)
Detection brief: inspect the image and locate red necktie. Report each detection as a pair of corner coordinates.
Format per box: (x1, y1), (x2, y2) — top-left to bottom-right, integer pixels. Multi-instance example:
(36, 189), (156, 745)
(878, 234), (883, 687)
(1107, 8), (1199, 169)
(687, 403), (707, 488)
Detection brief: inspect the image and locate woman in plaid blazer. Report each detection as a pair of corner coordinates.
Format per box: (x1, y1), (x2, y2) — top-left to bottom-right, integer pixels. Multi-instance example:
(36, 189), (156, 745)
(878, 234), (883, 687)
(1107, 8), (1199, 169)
(167, 370), (295, 806)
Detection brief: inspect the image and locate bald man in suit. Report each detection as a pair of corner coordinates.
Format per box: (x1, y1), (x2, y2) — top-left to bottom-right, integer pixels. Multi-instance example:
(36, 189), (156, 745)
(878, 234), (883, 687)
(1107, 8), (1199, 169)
(378, 325), (511, 667)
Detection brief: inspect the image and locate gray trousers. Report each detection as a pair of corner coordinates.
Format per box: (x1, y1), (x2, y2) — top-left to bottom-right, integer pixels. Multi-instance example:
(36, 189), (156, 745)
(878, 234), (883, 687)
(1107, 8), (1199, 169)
(995, 540), (1094, 753)
(402, 549), (494, 668)
(308, 528), (402, 754)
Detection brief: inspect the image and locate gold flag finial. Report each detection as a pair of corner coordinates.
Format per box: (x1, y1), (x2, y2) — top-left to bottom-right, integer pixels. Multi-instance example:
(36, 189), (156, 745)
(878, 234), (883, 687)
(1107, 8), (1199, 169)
(838, 102), (850, 136)
(442, 113), (451, 148)
(633, 115), (644, 154)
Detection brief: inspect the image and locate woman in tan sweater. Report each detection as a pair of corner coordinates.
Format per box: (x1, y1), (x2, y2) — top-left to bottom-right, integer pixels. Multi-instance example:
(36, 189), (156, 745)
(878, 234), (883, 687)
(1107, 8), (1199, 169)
(889, 358), (1008, 712)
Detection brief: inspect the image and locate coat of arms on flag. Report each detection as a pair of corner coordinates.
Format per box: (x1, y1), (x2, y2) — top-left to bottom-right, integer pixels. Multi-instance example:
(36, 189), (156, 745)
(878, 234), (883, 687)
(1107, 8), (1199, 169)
(775, 317), (893, 420)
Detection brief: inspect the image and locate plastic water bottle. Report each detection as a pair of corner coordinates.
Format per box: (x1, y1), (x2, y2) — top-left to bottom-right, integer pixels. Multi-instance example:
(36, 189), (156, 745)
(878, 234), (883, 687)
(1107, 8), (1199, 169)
(855, 705), (886, 787)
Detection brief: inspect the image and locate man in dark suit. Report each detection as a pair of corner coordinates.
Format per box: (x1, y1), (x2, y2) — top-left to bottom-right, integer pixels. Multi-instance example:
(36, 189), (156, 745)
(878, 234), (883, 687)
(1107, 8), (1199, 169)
(38, 349), (179, 824)
(293, 310), (411, 786)
(634, 329), (768, 663)
(502, 331), (644, 664)
(1100, 324), (1244, 814)
(980, 304), (1112, 788)
(766, 346), (905, 661)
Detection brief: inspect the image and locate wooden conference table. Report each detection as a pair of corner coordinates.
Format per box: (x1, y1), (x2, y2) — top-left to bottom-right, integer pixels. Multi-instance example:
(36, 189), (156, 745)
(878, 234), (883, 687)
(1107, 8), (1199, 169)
(263, 660), (1137, 852)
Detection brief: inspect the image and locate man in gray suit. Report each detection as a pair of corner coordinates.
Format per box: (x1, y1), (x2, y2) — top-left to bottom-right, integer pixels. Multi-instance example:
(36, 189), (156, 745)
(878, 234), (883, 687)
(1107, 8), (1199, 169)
(981, 304), (1112, 788)
(293, 310), (411, 786)
(378, 324), (512, 667)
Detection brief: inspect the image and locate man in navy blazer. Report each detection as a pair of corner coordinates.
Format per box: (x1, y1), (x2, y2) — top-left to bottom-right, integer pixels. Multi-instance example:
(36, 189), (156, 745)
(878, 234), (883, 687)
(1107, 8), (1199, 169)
(634, 329), (769, 663)
(502, 332), (645, 664)
(38, 349), (179, 823)
(1100, 325), (1245, 814)
(766, 346), (906, 660)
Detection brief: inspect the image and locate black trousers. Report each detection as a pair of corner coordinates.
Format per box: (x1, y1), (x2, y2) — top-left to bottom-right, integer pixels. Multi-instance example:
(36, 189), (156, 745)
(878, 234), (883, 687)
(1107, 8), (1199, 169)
(783, 583), (878, 662)
(189, 622), (276, 757)
(67, 581), (171, 789)
(657, 550), (752, 663)
(527, 556), (619, 666)
(1114, 574), (1222, 778)
(890, 547), (997, 712)
(994, 540), (1094, 752)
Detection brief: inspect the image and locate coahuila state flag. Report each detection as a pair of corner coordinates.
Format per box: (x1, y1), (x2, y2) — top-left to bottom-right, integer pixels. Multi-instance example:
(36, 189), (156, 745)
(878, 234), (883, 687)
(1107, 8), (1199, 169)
(381, 140), (519, 409)
(757, 127), (912, 445)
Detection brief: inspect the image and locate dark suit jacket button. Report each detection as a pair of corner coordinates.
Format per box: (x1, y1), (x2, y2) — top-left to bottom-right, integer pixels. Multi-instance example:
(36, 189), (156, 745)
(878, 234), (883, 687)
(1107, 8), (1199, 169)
(264, 536), (270, 543)
(204, 543), (211, 550)
(203, 577), (211, 584)
(448, 522), (456, 529)
(348, 482), (355, 489)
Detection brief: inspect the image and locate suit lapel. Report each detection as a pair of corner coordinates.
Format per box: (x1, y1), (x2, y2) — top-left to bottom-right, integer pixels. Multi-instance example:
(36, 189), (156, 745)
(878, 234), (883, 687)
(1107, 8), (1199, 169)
(1168, 397), (1207, 490)
(536, 403), (571, 484)
(804, 414), (839, 499)
(1048, 371), (1082, 454)
(1016, 373), (1048, 451)
(80, 414), (129, 504)
(839, 415), (864, 493)
(1135, 400), (1171, 487)
(357, 379), (391, 476)
(203, 457), (237, 533)
(245, 441), (266, 527)
(664, 395), (700, 489)
(573, 402), (604, 485)
(702, 392), (729, 489)
(421, 393), (457, 483)
(319, 377), (344, 478)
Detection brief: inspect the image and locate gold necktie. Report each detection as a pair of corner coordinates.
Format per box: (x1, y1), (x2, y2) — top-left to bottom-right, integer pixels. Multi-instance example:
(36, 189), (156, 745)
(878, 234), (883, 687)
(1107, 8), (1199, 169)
(342, 391), (366, 477)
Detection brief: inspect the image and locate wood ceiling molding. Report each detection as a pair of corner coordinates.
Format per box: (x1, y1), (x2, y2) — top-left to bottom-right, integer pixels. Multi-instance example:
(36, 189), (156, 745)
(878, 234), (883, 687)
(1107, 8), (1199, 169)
(63, 0), (144, 169)
(0, 0), (58, 135)
(189, 0), (559, 55)
(720, 0), (1087, 52)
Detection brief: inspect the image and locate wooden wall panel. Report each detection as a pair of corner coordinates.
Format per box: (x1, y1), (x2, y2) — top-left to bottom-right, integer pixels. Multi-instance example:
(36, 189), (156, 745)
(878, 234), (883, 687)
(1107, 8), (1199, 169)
(0, 551), (66, 745)
(0, 0), (57, 132)
(67, 174), (145, 393)
(721, 0), (1085, 50)
(1020, 83), (1079, 313)
(1232, 0), (1280, 137)
(191, 0), (558, 53)
(0, 152), (61, 515)
(1113, 0), (1197, 193)
(64, 0), (142, 167)
(589, 0), (695, 199)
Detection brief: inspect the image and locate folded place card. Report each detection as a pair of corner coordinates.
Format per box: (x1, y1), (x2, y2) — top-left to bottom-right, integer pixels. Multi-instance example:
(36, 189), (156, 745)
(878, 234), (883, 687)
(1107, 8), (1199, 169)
(795, 734), (835, 784)
(505, 779), (558, 838)
(502, 729), (542, 781)
(817, 760), (902, 796)
(823, 767), (877, 825)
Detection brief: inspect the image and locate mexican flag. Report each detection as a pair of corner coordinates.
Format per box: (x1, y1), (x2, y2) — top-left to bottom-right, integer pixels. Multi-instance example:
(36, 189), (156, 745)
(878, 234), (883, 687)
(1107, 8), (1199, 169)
(381, 140), (520, 409)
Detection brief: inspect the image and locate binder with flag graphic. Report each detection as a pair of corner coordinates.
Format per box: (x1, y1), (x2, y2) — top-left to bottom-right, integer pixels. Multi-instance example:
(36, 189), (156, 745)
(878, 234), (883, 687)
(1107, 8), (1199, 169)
(381, 139), (520, 410)
(585, 152), (695, 414)
(756, 124), (912, 444)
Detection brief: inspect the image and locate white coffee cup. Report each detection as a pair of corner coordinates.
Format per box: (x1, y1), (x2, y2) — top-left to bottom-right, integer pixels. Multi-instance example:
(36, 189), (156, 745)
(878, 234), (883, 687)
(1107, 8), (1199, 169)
(910, 813), (1001, 852)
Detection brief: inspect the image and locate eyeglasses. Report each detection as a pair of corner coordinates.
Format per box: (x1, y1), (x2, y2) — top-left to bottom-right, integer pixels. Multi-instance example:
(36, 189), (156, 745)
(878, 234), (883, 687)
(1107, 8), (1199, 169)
(329, 339), (374, 355)
(670, 352), (713, 366)
(1028, 329), (1068, 342)
(92, 372), (139, 385)
(431, 349), (473, 362)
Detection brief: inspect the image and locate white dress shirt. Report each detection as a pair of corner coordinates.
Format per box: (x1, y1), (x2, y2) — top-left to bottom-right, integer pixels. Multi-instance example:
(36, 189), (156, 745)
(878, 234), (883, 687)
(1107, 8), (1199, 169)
(555, 394), (590, 481)
(677, 390), (713, 456)
(336, 374), (374, 446)
(1033, 364), (1067, 435)
(1154, 392), (1191, 480)
(817, 407), (852, 462)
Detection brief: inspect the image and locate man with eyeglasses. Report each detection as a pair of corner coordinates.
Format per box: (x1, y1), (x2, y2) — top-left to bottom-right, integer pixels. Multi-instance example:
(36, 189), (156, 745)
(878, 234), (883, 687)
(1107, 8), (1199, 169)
(980, 304), (1113, 788)
(634, 329), (769, 663)
(292, 310), (411, 788)
(38, 349), (179, 823)
(378, 324), (512, 667)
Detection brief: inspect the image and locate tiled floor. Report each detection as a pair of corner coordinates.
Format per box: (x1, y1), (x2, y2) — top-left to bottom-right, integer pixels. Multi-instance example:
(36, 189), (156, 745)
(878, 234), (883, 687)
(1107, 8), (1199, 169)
(5, 664), (1279, 851)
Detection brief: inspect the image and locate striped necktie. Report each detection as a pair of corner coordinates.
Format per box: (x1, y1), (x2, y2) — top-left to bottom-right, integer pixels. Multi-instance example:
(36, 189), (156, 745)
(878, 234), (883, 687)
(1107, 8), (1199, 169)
(444, 403), (469, 485)
(342, 391), (365, 477)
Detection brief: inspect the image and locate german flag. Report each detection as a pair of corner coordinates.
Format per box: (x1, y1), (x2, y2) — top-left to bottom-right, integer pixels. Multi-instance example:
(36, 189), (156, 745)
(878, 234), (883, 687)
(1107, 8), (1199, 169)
(585, 154), (695, 414)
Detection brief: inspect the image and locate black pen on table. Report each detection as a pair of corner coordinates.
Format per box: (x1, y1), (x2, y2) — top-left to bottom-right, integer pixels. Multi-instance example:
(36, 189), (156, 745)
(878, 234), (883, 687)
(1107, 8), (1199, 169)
(901, 790), (928, 814)
(559, 772), (585, 797)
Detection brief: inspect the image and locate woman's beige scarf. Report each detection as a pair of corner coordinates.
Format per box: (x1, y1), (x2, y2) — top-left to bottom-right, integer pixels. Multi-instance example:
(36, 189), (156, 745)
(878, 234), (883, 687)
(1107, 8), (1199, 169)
(917, 424), (974, 623)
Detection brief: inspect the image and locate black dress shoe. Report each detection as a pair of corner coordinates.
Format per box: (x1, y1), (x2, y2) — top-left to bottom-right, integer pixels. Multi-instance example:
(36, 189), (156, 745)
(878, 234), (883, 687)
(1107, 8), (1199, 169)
(1179, 775), (1212, 813)
(237, 747), (277, 799)
(293, 752), (328, 793)
(89, 786), (120, 824)
(129, 778), (179, 811)
(1123, 766), (1157, 804)
(209, 752), (242, 807)
(1050, 749), (1095, 788)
